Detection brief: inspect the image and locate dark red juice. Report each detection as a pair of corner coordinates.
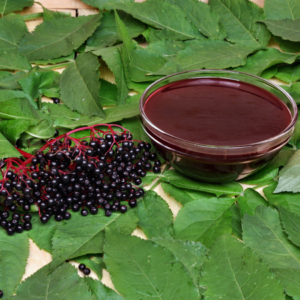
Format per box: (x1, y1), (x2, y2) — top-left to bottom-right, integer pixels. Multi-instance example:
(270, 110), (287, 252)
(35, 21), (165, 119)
(143, 78), (293, 182)
(144, 78), (291, 146)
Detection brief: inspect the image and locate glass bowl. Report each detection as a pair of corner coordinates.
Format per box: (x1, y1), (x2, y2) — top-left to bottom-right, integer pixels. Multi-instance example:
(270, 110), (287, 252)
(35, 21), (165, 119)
(140, 70), (298, 183)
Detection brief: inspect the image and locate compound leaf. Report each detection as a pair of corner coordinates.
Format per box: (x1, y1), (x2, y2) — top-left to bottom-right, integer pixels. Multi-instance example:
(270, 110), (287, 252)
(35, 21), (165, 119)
(104, 230), (199, 300)
(19, 14), (101, 60)
(209, 0), (271, 49)
(201, 234), (285, 300)
(0, 230), (29, 299)
(60, 52), (105, 117)
(174, 196), (235, 247)
(137, 190), (174, 239)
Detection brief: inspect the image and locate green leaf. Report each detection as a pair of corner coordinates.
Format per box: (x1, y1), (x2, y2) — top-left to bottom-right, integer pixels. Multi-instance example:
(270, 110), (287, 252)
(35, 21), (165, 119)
(120, 116), (150, 143)
(153, 40), (253, 75)
(41, 102), (81, 123)
(113, 0), (205, 41)
(273, 35), (300, 53)
(49, 209), (138, 272)
(238, 188), (268, 217)
(235, 48), (297, 76)
(243, 206), (300, 270)
(261, 65), (278, 79)
(84, 277), (124, 300)
(0, 15), (28, 52)
(243, 206), (300, 298)
(60, 52), (105, 118)
(53, 103), (139, 129)
(0, 52), (31, 72)
(291, 118), (300, 147)
(0, 0), (33, 16)
(137, 190), (173, 239)
(264, 182), (300, 215)
(99, 79), (117, 107)
(209, 0), (270, 49)
(0, 119), (39, 144)
(104, 230), (199, 300)
(161, 182), (214, 205)
(201, 234), (285, 300)
(260, 19), (300, 42)
(81, 0), (134, 10)
(264, 0), (300, 20)
(18, 67), (55, 102)
(0, 98), (41, 121)
(230, 203), (242, 239)
(167, 0), (226, 40)
(73, 254), (105, 280)
(275, 64), (300, 84)
(174, 196), (235, 247)
(30, 52), (75, 66)
(28, 214), (57, 253)
(279, 206), (300, 248)
(87, 10), (145, 49)
(268, 148), (297, 170)
(274, 150), (300, 193)
(0, 230), (29, 299)
(273, 269), (300, 300)
(161, 169), (243, 197)
(0, 71), (26, 90)
(0, 90), (36, 107)
(26, 119), (56, 139)
(19, 14), (101, 60)
(153, 237), (207, 285)
(13, 263), (95, 300)
(94, 46), (128, 105)
(42, 6), (71, 22)
(239, 167), (279, 185)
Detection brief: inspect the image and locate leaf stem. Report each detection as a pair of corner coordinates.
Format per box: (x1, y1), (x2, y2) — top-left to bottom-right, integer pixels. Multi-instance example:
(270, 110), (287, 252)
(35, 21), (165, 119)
(38, 94), (42, 111)
(43, 62), (73, 70)
(21, 13), (44, 21)
(150, 163), (170, 191)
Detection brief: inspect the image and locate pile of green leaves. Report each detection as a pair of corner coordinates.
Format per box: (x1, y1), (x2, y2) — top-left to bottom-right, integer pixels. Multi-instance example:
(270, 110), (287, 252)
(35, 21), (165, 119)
(1, 0), (300, 157)
(2, 0), (300, 299)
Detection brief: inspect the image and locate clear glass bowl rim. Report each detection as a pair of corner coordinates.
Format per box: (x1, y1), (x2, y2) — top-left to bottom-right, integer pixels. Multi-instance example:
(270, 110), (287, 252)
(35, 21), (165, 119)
(140, 69), (298, 150)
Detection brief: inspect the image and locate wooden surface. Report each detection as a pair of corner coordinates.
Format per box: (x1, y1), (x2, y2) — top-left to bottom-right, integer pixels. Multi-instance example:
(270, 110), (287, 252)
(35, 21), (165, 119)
(17, 0), (275, 293)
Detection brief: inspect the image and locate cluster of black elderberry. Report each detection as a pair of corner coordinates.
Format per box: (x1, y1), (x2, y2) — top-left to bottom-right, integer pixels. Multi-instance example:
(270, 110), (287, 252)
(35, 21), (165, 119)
(78, 263), (91, 276)
(0, 131), (161, 235)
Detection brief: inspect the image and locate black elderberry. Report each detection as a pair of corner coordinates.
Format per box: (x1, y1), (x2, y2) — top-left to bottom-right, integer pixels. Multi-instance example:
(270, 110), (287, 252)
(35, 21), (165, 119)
(72, 204), (79, 212)
(111, 205), (118, 211)
(120, 205), (127, 213)
(79, 263), (86, 271)
(52, 98), (60, 104)
(83, 268), (91, 276)
(0, 220), (7, 228)
(23, 213), (32, 222)
(90, 207), (98, 215)
(153, 166), (161, 173)
(24, 222), (32, 231)
(41, 215), (48, 224)
(134, 178), (142, 185)
(129, 199), (137, 208)
(12, 213), (20, 220)
(55, 214), (63, 222)
(81, 209), (88, 216)
(64, 212), (71, 220)
(2, 211), (9, 219)
(105, 210), (112, 217)
(7, 227), (15, 236)
(144, 162), (152, 170)
(16, 224), (24, 233)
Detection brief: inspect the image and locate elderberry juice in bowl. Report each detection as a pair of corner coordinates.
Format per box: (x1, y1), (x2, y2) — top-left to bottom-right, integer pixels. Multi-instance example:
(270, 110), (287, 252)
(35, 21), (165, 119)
(140, 70), (298, 183)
